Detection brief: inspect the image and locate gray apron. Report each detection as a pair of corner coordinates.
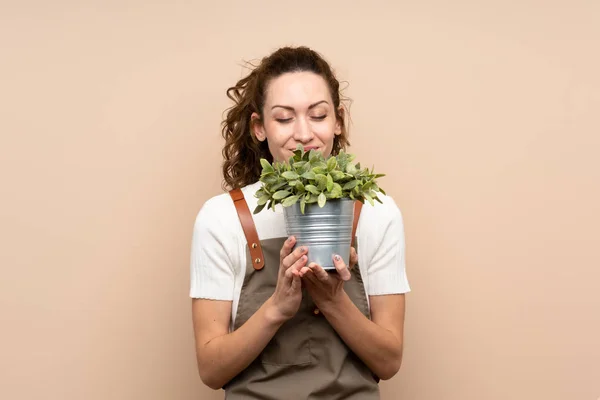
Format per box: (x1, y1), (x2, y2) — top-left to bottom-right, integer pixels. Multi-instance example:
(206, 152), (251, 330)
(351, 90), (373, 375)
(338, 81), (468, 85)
(224, 189), (379, 399)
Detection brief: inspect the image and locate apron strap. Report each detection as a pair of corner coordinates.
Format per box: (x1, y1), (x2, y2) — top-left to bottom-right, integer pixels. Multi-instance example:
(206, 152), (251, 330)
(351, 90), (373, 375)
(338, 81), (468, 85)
(229, 188), (265, 270)
(229, 188), (364, 270)
(352, 201), (363, 247)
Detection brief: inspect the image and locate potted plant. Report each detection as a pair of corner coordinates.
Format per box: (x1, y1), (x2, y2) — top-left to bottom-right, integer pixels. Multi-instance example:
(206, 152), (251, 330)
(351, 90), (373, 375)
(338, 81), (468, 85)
(253, 144), (386, 270)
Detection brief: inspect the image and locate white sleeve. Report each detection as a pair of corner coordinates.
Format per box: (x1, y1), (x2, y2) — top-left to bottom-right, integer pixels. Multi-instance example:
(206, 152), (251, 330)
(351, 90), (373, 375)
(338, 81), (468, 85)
(366, 197), (411, 295)
(189, 200), (236, 300)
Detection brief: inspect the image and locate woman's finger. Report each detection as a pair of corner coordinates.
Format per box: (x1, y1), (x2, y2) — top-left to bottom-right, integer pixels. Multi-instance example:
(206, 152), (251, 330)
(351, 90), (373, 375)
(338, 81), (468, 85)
(308, 262), (329, 282)
(302, 268), (319, 285)
(332, 254), (351, 281)
(298, 265), (311, 277)
(279, 236), (295, 262)
(282, 245), (308, 270)
(284, 254), (307, 282)
(349, 247), (358, 270)
(290, 274), (301, 292)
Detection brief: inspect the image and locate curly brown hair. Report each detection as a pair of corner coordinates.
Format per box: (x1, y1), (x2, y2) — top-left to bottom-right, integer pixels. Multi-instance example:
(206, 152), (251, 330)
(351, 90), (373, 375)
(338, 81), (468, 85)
(221, 46), (351, 190)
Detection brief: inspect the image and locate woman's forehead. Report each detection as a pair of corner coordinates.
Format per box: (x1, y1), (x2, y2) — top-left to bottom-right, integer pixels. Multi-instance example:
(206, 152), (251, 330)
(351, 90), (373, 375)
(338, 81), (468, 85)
(265, 71), (331, 108)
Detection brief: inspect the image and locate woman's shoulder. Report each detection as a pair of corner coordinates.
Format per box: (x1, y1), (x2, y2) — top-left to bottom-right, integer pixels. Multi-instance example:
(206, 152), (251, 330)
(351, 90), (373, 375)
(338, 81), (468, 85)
(193, 181), (262, 231)
(359, 192), (404, 225)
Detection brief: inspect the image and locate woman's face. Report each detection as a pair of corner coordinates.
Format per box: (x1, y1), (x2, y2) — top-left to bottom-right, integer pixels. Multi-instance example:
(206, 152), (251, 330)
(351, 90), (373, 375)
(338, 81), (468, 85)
(251, 71), (342, 163)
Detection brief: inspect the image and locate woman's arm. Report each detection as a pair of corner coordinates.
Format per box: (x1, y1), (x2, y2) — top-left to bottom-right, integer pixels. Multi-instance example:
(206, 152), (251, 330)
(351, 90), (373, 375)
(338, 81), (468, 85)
(192, 236), (308, 390)
(192, 297), (287, 390)
(317, 291), (405, 380)
(300, 251), (406, 380)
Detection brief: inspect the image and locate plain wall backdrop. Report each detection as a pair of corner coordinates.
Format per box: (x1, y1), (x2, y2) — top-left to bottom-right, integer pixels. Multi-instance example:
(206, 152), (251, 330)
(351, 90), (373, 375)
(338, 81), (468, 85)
(1, 1), (599, 399)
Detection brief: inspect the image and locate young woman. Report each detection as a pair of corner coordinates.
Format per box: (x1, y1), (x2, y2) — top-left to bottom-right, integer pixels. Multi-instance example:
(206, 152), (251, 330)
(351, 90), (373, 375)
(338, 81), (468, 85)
(190, 46), (410, 399)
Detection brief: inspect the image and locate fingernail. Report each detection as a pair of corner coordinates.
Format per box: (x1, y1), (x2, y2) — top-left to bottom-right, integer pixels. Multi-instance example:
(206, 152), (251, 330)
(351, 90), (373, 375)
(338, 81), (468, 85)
(334, 255), (340, 261)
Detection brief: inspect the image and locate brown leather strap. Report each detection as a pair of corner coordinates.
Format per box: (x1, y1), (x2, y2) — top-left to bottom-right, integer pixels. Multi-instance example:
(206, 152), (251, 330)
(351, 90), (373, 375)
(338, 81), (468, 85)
(229, 189), (265, 270)
(352, 201), (363, 247)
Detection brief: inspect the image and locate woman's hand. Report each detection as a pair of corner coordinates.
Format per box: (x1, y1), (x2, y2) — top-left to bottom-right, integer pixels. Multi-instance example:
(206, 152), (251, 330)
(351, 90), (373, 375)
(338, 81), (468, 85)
(268, 236), (308, 322)
(299, 247), (358, 307)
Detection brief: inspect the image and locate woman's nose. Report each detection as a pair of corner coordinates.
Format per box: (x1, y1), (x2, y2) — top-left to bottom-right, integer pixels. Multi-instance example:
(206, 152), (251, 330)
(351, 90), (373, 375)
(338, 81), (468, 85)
(293, 117), (313, 142)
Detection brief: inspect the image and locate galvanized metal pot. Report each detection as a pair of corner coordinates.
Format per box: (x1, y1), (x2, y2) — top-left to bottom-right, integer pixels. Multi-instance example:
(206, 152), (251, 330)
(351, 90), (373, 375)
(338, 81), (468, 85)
(283, 198), (355, 271)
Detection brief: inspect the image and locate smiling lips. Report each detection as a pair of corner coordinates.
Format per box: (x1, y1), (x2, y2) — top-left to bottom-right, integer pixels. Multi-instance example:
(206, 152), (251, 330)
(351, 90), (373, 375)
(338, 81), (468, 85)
(303, 146), (318, 151)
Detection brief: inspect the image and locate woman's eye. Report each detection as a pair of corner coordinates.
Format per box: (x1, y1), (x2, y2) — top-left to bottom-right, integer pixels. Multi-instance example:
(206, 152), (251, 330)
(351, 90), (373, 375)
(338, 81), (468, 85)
(275, 118), (293, 123)
(312, 115), (327, 120)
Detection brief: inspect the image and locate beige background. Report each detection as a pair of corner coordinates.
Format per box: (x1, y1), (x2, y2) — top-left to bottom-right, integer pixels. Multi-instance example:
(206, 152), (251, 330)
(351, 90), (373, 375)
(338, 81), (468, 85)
(1, 1), (599, 399)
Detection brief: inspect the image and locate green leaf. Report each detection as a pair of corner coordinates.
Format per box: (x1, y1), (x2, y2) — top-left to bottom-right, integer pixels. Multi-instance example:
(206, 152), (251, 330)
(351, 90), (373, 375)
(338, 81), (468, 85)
(305, 184), (320, 195)
(327, 156), (337, 171)
(295, 181), (305, 192)
(330, 170), (346, 180)
(312, 166), (328, 175)
(281, 171), (299, 180)
(343, 180), (360, 190)
(318, 192), (327, 207)
(306, 194), (319, 204)
(273, 190), (291, 200)
(253, 203), (266, 214)
(270, 180), (287, 192)
(379, 188), (387, 195)
(301, 171), (316, 180)
(346, 163), (357, 174)
(363, 192), (374, 206)
(300, 197), (306, 214)
(315, 174), (327, 190)
(282, 195), (300, 207)
(260, 158), (274, 172)
(326, 174), (333, 192)
(262, 175), (278, 184)
(257, 194), (270, 206)
(330, 183), (342, 198)
(373, 173), (385, 179)
(293, 161), (307, 169)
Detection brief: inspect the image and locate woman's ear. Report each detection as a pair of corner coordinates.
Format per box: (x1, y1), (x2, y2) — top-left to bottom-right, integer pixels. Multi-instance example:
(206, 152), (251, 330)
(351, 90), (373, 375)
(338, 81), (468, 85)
(334, 106), (345, 136)
(251, 112), (266, 141)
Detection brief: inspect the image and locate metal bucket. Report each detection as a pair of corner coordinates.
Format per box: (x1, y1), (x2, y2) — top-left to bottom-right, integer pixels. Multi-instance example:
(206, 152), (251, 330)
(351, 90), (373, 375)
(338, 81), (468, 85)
(283, 198), (355, 271)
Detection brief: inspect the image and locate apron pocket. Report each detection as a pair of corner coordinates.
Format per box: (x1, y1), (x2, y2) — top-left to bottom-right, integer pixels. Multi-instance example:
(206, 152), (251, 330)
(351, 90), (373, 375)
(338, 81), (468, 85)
(260, 309), (312, 366)
(241, 290), (312, 366)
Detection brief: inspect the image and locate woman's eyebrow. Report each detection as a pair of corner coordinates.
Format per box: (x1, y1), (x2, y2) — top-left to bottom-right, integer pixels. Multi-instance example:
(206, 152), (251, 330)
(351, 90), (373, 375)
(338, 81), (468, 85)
(271, 100), (329, 111)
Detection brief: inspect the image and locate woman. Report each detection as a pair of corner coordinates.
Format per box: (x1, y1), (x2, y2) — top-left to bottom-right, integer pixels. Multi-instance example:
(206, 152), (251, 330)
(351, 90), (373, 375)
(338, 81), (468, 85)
(190, 46), (410, 399)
